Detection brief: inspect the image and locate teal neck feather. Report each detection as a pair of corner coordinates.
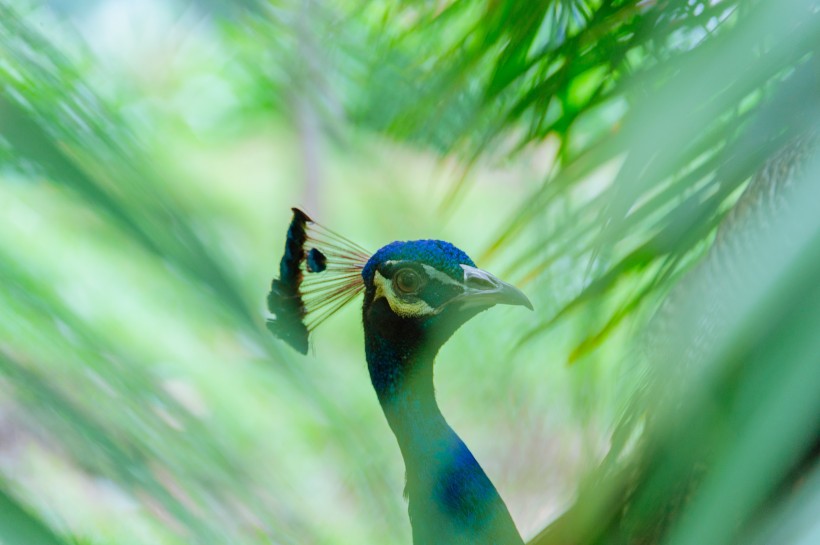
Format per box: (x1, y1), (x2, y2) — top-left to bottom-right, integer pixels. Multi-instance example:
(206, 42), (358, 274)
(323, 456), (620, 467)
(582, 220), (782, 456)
(364, 298), (523, 545)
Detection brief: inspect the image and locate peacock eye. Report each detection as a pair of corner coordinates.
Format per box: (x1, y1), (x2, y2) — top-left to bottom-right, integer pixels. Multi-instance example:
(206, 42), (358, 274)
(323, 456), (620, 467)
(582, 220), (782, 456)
(394, 268), (422, 294)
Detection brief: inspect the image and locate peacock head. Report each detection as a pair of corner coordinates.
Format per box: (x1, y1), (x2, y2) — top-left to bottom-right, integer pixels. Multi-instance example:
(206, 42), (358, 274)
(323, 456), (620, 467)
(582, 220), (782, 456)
(266, 209), (531, 361)
(360, 240), (532, 354)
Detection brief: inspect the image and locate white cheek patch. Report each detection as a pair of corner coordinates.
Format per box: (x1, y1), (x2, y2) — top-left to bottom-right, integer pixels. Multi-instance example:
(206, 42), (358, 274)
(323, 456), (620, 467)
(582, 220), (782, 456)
(373, 271), (439, 318)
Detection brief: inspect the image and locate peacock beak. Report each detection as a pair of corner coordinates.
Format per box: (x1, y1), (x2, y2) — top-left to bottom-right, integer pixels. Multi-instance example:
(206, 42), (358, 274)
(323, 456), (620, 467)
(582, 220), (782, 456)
(454, 265), (534, 311)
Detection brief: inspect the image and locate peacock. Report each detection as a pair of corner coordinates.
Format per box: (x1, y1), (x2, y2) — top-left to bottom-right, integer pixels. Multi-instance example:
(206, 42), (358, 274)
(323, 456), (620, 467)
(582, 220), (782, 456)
(266, 208), (531, 544)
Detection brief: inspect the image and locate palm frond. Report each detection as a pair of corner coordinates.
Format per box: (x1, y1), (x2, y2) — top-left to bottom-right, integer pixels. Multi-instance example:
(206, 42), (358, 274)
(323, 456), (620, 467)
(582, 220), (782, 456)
(368, 0), (820, 358)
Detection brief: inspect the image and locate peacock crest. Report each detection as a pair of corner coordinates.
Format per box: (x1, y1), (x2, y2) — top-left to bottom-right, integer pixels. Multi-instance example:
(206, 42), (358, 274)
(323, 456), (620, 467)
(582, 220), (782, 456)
(266, 208), (370, 353)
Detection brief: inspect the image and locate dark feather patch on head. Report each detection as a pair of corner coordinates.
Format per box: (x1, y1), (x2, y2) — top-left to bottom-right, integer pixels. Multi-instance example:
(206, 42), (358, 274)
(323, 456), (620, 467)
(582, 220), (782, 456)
(266, 208), (369, 353)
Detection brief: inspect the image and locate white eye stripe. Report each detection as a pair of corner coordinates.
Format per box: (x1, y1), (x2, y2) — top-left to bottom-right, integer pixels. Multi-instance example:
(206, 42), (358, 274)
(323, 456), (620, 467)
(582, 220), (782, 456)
(421, 264), (462, 287)
(373, 271), (439, 318)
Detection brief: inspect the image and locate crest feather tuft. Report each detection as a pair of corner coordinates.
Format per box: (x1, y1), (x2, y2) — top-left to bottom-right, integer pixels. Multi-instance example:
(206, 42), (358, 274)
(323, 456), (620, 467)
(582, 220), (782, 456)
(266, 208), (369, 353)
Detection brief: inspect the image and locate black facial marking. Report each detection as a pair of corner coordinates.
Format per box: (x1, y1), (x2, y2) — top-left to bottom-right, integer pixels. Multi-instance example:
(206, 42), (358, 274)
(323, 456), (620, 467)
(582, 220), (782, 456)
(418, 279), (462, 310)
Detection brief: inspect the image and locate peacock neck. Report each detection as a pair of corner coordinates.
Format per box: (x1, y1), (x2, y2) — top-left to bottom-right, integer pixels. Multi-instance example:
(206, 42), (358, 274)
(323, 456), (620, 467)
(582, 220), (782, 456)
(366, 341), (457, 466)
(364, 328), (523, 545)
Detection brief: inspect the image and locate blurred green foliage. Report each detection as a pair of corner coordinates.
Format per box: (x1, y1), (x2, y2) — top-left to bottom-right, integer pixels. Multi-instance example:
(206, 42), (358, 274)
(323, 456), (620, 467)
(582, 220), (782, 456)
(0, 0), (818, 544)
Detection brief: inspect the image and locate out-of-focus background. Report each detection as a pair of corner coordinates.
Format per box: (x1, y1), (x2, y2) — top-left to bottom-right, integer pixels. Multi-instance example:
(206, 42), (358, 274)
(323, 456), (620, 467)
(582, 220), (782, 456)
(0, 1), (818, 544)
